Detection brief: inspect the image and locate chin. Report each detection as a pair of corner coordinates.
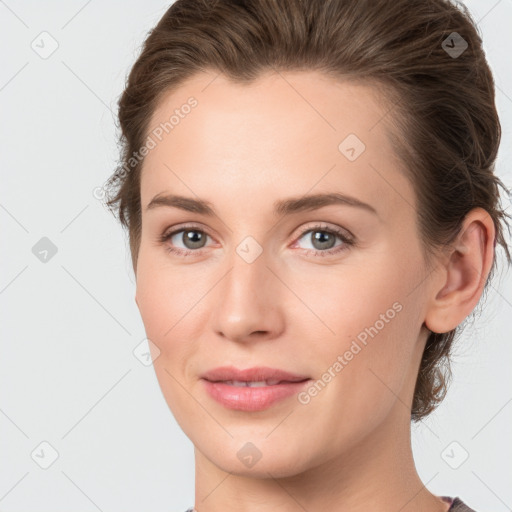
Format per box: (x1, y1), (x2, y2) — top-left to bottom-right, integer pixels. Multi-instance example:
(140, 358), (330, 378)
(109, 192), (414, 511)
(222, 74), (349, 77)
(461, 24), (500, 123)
(194, 432), (318, 479)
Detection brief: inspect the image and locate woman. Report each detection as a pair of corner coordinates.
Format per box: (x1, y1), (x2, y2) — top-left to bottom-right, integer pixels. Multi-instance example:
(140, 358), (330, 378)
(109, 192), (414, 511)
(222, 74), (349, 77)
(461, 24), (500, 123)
(105, 0), (511, 510)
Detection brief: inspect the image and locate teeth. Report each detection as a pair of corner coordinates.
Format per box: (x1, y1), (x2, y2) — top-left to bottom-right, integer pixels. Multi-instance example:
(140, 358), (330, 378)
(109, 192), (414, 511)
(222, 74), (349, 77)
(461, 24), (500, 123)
(224, 380), (281, 387)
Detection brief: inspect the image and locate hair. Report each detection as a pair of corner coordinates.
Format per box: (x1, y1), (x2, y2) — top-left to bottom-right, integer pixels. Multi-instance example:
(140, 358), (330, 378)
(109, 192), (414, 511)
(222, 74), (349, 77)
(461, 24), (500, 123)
(104, 0), (511, 421)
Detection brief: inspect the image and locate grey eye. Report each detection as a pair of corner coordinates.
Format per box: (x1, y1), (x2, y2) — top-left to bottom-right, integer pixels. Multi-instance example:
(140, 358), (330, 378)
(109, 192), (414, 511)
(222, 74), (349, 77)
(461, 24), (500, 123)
(171, 229), (209, 250)
(297, 229), (341, 251)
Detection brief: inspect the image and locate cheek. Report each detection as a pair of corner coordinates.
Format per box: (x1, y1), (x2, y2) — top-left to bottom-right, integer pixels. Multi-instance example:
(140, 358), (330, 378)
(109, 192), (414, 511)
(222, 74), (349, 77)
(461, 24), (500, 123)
(289, 273), (419, 450)
(135, 245), (221, 386)
(135, 252), (192, 370)
(135, 254), (202, 423)
(135, 243), (204, 339)
(293, 253), (421, 397)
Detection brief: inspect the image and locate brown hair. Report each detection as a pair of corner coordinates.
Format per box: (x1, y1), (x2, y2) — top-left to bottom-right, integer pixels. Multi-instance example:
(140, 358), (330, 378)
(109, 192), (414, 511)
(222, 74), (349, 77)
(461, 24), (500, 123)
(104, 0), (511, 421)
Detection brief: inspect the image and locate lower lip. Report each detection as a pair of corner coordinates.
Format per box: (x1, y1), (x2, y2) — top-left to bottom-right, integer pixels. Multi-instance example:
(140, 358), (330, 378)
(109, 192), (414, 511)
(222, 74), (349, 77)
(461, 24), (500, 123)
(202, 379), (311, 411)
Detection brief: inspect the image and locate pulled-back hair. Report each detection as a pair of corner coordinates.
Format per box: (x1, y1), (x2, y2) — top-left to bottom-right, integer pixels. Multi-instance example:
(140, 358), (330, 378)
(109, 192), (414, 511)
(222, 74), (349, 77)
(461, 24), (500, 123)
(104, 0), (511, 421)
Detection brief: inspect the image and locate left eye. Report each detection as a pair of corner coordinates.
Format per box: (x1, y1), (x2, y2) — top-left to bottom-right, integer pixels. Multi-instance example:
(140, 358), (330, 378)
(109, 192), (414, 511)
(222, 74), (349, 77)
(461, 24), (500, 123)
(294, 227), (351, 253)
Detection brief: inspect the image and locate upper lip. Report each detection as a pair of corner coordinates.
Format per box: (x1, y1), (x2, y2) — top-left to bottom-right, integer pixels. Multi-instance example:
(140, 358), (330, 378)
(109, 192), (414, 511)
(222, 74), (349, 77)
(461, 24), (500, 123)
(201, 366), (310, 383)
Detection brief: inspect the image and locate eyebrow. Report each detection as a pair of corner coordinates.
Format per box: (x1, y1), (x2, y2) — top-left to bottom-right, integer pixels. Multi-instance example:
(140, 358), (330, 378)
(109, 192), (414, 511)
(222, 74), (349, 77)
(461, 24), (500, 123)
(145, 192), (378, 217)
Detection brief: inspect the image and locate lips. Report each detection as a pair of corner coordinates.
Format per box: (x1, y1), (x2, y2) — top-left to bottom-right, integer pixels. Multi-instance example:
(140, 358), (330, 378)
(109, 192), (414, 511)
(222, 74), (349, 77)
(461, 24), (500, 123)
(200, 366), (311, 411)
(201, 365), (310, 384)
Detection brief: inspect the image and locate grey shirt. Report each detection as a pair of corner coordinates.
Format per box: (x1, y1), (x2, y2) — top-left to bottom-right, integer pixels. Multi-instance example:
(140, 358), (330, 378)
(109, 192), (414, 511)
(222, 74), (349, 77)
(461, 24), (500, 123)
(449, 497), (477, 511)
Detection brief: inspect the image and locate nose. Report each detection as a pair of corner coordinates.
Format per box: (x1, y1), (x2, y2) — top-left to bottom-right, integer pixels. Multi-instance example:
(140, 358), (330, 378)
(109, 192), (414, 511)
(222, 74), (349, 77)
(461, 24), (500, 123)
(210, 245), (285, 343)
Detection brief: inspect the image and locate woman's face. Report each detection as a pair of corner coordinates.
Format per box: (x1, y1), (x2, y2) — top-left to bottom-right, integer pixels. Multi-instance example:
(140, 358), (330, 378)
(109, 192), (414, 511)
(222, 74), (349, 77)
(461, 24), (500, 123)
(135, 70), (433, 477)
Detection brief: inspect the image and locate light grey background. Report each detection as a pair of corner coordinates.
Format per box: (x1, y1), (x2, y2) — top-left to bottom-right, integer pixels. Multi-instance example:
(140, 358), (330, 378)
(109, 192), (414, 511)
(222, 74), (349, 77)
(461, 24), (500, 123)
(1, 1), (511, 511)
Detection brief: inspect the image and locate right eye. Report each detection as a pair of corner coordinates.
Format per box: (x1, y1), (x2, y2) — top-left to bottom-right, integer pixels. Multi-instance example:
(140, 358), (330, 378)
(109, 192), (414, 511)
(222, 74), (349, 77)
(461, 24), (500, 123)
(160, 225), (215, 257)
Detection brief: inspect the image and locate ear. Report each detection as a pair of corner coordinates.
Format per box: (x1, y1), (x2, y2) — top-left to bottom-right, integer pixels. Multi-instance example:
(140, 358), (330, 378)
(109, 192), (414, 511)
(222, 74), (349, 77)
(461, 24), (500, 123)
(424, 207), (496, 334)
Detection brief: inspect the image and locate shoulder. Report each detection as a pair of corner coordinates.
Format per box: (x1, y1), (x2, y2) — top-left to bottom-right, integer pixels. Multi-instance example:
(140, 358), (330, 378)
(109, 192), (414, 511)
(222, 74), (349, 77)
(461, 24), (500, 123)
(449, 497), (479, 512)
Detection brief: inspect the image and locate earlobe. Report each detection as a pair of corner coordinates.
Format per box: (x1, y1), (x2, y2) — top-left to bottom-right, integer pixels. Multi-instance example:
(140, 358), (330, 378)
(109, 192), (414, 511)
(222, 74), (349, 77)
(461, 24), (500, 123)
(423, 207), (495, 334)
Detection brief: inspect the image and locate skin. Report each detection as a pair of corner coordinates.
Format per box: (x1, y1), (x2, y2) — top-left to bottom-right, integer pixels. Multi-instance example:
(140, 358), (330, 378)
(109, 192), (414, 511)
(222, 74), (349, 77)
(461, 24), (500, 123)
(134, 70), (495, 512)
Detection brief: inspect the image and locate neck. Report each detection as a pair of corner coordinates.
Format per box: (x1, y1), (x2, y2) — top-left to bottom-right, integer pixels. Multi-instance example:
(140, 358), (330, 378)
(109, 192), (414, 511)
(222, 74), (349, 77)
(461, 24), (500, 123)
(192, 404), (449, 512)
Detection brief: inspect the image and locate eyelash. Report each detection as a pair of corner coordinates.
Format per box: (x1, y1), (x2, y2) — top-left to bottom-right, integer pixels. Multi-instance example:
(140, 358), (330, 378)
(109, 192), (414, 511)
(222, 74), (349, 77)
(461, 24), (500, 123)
(159, 223), (355, 258)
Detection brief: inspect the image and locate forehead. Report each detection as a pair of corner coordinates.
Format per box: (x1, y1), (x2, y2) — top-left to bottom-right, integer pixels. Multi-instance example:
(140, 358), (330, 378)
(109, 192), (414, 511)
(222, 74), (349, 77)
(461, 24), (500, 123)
(140, 70), (414, 219)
